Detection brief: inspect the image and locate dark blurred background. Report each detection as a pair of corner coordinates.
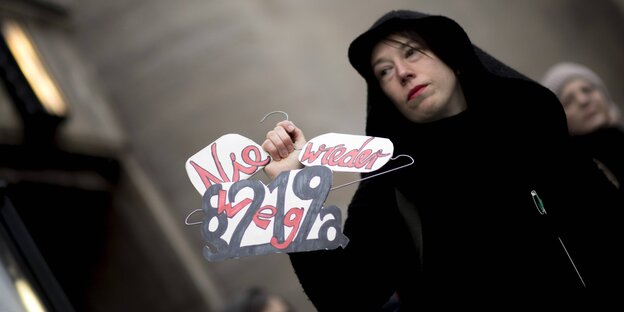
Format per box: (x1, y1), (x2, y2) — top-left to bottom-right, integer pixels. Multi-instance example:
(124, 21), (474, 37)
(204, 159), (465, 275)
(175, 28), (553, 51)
(1, 1), (623, 311)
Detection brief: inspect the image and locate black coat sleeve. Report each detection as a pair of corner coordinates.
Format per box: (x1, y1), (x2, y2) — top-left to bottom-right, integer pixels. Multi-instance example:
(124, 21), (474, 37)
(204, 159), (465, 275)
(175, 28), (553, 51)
(288, 176), (412, 311)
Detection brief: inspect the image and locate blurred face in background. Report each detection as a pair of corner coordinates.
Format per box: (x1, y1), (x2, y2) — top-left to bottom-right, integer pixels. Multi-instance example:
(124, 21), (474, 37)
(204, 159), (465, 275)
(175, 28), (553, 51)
(559, 77), (611, 135)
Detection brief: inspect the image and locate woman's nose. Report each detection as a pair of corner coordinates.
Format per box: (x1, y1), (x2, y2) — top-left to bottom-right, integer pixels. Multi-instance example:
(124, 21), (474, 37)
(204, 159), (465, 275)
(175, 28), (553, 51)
(575, 92), (591, 107)
(397, 62), (415, 85)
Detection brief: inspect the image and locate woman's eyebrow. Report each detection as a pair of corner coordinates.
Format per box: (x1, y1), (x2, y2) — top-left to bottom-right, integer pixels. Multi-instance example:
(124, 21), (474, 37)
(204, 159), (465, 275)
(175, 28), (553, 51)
(371, 57), (389, 69)
(371, 39), (425, 68)
(385, 38), (422, 50)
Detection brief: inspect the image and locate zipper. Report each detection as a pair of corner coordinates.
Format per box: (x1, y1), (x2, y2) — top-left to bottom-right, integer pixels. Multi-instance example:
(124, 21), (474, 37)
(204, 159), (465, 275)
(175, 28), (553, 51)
(531, 190), (586, 288)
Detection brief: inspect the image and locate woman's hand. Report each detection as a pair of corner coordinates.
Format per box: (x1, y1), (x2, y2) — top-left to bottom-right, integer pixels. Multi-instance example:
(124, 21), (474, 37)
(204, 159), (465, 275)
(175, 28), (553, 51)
(262, 120), (307, 180)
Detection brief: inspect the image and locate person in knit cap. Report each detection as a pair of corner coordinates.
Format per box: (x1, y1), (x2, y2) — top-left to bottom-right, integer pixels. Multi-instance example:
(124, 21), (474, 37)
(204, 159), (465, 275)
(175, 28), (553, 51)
(542, 62), (624, 189)
(542, 62), (622, 134)
(262, 10), (624, 310)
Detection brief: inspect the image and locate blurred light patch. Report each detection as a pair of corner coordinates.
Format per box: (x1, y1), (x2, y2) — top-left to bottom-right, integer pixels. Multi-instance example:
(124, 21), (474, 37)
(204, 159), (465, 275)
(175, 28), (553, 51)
(15, 278), (47, 312)
(1, 19), (66, 117)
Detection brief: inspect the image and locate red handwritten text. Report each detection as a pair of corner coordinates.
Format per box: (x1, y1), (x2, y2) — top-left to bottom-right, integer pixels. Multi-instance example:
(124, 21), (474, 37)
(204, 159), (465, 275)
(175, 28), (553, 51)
(190, 143), (270, 189)
(300, 137), (390, 170)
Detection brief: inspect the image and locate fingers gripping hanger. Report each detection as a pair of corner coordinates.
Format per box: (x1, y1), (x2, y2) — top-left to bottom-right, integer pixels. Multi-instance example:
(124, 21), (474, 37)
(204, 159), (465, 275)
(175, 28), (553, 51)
(254, 110), (292, 177)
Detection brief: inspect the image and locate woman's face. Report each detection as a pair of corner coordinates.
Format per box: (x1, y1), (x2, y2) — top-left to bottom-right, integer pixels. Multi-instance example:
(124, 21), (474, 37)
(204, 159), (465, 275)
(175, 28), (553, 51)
(370, 34), (466, 123)
(559, 77), (610, 135)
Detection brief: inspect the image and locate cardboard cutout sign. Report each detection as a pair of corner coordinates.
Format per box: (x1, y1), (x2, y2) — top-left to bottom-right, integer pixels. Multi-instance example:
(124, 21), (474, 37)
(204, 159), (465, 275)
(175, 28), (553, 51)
(184, 132), (401, 260)
(186, 134), (271, 196)
(201, 165), (348, 261)
(298, 133), (393, 172)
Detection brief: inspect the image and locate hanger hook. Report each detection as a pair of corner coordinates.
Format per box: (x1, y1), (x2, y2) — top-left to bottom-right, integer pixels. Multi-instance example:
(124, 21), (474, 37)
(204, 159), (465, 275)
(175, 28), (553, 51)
(260, 111), (289, 123)
(184, 209), (203, 226)
(330, 154), (415, 191)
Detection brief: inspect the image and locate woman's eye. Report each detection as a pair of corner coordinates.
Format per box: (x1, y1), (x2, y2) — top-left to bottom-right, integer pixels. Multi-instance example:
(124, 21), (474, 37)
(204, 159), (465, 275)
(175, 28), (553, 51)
(376, 67), (392, 79)
(581, 85), (596, 95)
(405, 48), (420, 60)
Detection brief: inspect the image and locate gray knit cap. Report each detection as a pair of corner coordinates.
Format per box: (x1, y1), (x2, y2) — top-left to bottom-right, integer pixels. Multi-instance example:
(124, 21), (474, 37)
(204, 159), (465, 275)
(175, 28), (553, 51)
(541, 62), (620, 124)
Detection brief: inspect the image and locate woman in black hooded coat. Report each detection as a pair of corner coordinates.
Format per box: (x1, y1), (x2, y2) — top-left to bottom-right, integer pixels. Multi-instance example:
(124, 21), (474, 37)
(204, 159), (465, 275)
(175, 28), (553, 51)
(263, 10), (624, 311)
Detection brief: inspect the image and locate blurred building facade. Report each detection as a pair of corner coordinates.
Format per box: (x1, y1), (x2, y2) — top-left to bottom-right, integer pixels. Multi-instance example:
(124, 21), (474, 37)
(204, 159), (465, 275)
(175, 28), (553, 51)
(1, 1), (623, 311)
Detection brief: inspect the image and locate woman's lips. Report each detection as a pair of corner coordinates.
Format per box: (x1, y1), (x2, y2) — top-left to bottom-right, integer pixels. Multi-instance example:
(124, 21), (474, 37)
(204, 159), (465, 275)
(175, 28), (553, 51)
(407, 84), (427, 101)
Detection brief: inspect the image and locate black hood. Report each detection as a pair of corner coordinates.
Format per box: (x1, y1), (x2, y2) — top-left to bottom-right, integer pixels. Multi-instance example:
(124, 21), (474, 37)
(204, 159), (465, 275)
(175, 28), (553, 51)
(347, 10), (558, 139)
(349, 11), (480, 81)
